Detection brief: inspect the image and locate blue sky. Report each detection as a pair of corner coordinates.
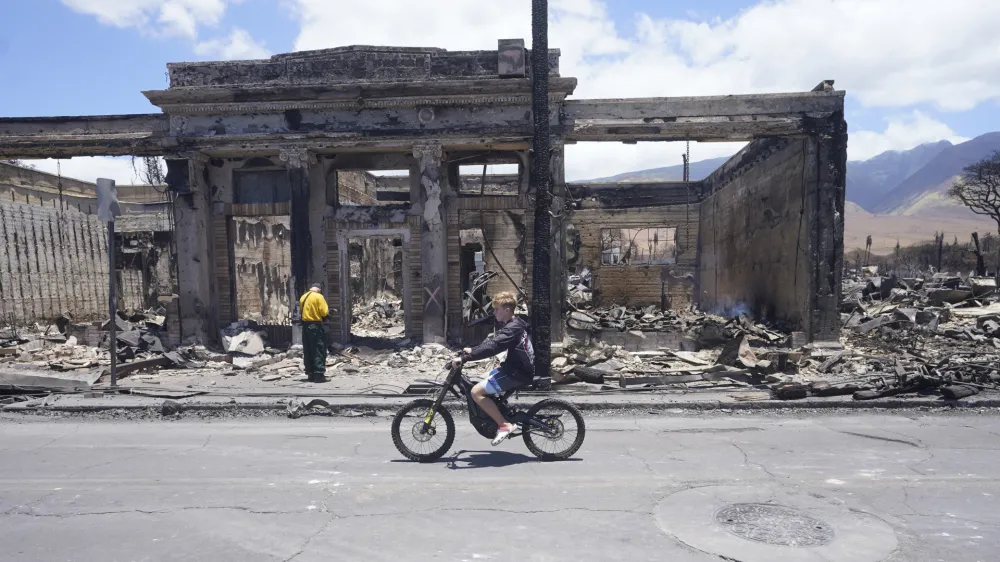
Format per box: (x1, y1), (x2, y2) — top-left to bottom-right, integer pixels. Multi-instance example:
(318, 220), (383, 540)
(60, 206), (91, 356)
(1, 0), (997, 182)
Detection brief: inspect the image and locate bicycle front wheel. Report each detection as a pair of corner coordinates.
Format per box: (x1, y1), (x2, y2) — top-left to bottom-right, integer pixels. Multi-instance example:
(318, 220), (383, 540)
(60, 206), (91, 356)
(391, 399), (455, 463)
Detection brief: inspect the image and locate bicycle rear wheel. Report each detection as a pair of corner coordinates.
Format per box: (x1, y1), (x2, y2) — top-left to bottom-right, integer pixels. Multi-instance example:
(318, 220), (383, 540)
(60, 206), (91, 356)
(522, 399), (585, 461)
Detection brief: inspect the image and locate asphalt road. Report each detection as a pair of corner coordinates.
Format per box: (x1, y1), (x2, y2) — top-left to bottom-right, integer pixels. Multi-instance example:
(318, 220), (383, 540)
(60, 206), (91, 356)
(0, 410), (997, 561)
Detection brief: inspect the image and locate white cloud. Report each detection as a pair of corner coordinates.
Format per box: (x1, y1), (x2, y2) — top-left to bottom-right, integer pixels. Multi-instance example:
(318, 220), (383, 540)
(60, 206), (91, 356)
(289, 0), (1000, 111)
(285, 0), (998, 178)
(29, 157), (150, 185)
(60, 0), (233, 38)
(848, 111), (969, 161)
(195, 28), (270, 60)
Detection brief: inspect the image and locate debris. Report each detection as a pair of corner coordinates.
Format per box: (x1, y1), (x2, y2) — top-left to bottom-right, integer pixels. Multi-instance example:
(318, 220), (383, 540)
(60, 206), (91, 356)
(818, 351), (847, 373)
(160, 400), (182, 416)
(227, 330), (266, 356)
(773, 382), (808, 400)
(940, 385), (980, 400)
(717, 333), (758, 369)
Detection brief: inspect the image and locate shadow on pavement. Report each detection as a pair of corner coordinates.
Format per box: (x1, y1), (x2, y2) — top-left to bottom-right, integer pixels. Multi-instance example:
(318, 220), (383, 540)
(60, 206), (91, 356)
(444, 449), (583, 469)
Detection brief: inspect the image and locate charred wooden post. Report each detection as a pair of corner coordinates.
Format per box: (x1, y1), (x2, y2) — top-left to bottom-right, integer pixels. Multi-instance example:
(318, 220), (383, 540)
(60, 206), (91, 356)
(530, 0), (552, 379)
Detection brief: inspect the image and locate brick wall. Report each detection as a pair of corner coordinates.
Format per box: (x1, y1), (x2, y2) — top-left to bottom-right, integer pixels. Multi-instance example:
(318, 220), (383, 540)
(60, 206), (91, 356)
(570, 205), (699, 309)
(338, 171), (378, 205)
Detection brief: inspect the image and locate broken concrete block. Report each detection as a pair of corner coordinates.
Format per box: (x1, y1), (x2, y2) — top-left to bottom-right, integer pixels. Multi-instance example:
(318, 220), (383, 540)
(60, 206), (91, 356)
(228, 331), (266, 356)
(260, 374), (282, 382)
(161, 400), (182, 416)
(551, 357), (569, 369)
(141, 333), (165, 353)
(117, 331), (142, 348)
(19, 339), (45, 352)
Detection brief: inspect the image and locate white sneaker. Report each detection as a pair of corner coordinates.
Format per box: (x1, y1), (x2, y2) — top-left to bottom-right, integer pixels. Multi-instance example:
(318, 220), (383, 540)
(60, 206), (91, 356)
(491, 423), (516, 446)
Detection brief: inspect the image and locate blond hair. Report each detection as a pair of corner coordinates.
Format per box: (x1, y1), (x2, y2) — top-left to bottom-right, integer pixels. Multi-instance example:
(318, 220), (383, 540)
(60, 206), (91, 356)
(492, 291), (517, 311)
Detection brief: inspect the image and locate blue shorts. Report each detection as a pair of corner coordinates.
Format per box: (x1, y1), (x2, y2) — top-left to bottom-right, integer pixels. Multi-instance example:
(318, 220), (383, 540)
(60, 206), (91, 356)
(481, 367), (528, 395)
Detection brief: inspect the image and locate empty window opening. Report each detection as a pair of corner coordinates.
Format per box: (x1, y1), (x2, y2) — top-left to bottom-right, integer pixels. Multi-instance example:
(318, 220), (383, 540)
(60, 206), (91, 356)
(601, 227), (677, 266)
(458, 164), (521, 196)
(348, 235), (406, 344)
(338, 170), (410, 205)
(460, 228), (493, 325)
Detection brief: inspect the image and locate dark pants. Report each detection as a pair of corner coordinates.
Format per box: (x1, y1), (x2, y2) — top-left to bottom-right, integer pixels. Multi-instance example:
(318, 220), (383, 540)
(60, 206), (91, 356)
(302, 323), (327, 380)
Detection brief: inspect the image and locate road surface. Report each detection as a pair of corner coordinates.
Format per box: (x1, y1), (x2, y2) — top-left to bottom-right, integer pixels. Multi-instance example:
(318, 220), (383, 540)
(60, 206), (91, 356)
(0, 410), (997, 561)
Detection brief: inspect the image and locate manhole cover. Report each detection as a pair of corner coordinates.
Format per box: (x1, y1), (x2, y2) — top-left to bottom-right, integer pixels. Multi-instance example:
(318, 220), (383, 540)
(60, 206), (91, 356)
(715, 503), (835, 547)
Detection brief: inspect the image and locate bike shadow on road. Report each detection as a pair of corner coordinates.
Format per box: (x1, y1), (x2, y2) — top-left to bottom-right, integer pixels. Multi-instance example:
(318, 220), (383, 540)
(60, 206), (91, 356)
(444, 450), (583, 469)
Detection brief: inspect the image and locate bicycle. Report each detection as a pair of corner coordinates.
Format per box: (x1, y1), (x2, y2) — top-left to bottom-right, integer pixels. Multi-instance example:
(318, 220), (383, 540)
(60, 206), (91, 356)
(390, 363), (586, 462)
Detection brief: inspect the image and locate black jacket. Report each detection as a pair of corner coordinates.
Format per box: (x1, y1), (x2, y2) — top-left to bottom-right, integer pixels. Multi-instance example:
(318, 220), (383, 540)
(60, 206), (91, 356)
(461, 315), (535, 380)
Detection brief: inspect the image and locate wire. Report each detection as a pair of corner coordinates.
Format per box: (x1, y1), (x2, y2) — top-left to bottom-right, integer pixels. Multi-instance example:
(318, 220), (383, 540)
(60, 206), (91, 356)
(477, 163), (528, 303)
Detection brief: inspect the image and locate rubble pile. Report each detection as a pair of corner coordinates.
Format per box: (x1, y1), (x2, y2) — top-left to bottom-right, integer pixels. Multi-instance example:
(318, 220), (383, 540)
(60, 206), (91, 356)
(385, 343), (454, 370)
(825, 270), (1000, 401)
(0, 309), (187, 377)
(566, 268), (593, 306)
(351, 298), (405, 338)
(567, 306), (791, 347)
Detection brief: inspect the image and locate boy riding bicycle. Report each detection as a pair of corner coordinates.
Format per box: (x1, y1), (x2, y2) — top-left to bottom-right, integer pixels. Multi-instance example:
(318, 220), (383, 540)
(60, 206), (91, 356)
(451, 291), (534, 446)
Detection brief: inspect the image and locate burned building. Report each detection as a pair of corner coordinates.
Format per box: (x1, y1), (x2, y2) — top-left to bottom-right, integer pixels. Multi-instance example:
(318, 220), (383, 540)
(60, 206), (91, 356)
(0, 42), (846, 348)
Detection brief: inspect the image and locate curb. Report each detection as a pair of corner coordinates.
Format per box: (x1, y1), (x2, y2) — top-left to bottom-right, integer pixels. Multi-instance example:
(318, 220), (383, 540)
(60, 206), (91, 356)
(7, 396), (1000, 415)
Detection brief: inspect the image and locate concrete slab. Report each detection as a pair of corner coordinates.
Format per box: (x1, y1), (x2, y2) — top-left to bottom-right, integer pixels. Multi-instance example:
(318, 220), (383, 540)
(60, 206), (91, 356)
(0, 365), (101, 390)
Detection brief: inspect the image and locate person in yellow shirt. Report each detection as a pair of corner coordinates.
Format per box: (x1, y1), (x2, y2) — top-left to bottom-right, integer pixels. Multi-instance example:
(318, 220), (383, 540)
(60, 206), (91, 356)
(298, 283), (330, 382)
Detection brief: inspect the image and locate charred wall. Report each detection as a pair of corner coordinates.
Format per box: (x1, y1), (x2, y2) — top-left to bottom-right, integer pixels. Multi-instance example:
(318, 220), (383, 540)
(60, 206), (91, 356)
(570, 205), (699, 309)
(231, 215), (293, 324)
(698, 137), (814, 334)
(338, 170), (378, 205)
(0, 192), (110, 325)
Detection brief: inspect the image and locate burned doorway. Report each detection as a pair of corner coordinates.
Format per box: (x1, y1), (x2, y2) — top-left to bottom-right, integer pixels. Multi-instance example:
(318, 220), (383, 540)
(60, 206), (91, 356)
(458, 210), (527, 344)
(339, 229), (412, 348)
(225, 161), (297, 347)
(230, 215), (293, 344)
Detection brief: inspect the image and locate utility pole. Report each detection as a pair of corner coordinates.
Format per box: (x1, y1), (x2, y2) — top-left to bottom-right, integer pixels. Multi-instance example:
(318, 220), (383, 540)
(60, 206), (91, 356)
(530, 0), (552, 380)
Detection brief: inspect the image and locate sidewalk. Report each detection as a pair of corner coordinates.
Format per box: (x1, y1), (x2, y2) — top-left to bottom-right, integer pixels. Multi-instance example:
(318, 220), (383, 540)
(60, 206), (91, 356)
(5, 384), (999, 415)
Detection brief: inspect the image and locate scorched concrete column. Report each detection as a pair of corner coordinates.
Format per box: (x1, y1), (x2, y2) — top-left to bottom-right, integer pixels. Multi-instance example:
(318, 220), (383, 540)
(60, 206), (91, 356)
(166, 155), (218, 345)
(279, 148), (321, 346)
(413, 143), (448, 344)
(550, 141), (566, 343)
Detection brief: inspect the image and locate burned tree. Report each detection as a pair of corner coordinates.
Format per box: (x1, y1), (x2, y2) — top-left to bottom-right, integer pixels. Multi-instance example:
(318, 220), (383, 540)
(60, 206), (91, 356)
(949, 150), (1000, 280)
(131, 156), (166, 186)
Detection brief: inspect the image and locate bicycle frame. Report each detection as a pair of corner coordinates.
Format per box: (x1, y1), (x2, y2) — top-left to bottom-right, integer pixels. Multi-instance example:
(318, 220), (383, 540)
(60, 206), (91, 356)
(418, 365), (555, 440)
